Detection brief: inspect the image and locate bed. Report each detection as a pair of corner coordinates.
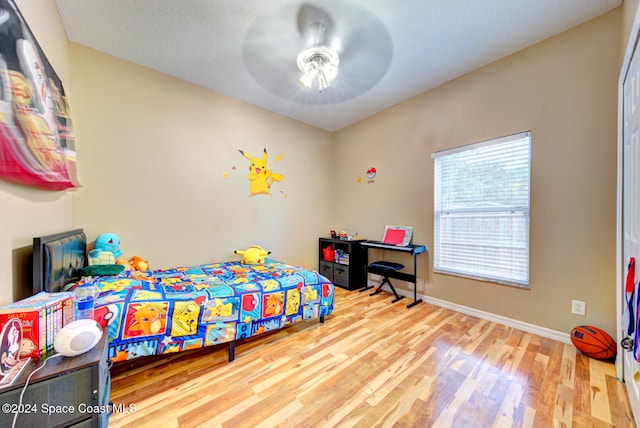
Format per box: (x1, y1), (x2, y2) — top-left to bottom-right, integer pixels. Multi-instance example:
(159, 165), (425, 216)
(32, 229), (335, 362)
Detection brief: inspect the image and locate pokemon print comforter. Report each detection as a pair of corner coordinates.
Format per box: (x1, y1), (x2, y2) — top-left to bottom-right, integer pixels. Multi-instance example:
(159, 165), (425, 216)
(76, 260), (335, 362)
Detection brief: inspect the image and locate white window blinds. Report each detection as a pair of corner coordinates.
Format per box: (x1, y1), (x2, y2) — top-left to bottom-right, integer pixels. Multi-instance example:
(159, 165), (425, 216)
(432, 131), (531, 287)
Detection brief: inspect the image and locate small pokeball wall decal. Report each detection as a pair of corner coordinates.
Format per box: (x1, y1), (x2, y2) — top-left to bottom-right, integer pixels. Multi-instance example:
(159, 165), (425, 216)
(367, 167), (377, 183)
(357, 167), (378, 184)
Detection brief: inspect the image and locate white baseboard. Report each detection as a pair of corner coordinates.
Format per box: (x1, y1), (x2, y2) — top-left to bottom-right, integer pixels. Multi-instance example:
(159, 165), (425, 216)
(384, 286), (571, 344)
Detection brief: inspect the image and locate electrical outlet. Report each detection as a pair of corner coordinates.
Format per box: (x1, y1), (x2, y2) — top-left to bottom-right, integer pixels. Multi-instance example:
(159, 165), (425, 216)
(571, 299), (586, 316)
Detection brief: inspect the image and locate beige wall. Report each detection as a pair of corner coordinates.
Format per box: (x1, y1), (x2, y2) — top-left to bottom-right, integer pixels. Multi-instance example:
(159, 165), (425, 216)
(68, 44), (333, 270)
(0, 0), (72, 305)
(333, 9), (621, 334)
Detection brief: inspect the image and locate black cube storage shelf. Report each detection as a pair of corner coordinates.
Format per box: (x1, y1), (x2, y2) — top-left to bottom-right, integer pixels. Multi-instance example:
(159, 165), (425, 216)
(318, 237), (366, 290)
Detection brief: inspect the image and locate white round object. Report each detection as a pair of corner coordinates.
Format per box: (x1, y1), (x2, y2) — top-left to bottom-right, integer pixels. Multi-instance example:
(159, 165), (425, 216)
(54, 319), (102, 357)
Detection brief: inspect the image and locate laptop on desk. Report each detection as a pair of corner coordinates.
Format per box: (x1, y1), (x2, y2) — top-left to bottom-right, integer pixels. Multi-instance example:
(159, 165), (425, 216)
(381, 225), (413, 246)
(363, 225), (414, 249)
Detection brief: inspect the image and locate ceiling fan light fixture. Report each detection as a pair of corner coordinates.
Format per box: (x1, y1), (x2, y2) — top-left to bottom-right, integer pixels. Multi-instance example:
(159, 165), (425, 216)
(300, 71), (315, 89)
(316, 71), (330, 92)
(296, 44), (339, 92)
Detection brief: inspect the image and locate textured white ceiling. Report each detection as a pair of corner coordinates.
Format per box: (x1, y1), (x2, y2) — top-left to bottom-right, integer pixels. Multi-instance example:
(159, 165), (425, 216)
(54, 0), (621, 132)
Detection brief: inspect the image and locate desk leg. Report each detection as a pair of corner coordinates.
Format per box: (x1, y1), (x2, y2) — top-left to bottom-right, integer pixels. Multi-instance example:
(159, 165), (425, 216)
(407, 253), (423, 308)
(407, 298), (423, 309)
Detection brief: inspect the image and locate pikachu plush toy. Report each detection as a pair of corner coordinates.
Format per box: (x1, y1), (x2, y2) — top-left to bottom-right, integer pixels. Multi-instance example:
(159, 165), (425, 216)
(235, 245), (271, 265)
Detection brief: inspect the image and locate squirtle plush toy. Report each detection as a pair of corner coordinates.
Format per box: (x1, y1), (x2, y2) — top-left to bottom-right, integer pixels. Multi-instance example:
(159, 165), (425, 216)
(89, 233), (123, 265)
(235, 245), (270, 265)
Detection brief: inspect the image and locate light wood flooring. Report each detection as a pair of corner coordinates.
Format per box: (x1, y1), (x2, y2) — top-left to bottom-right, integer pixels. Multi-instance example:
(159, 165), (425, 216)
(109, 287), (635, 427)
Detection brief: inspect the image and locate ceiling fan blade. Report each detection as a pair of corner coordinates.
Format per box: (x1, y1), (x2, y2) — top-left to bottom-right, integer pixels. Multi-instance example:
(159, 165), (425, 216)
(296, 3), (335, 46)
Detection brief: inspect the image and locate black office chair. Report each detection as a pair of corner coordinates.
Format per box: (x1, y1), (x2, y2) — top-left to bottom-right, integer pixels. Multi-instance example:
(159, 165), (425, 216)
(367, 260), (405, 303)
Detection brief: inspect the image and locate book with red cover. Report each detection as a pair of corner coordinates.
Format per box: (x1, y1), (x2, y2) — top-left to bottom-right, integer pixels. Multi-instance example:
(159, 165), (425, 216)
(0, 292), (74, 358)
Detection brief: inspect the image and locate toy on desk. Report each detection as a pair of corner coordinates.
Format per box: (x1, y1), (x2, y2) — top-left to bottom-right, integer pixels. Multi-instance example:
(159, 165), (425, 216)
(346, 233), (366, 241)
(334, 229), (365, 241)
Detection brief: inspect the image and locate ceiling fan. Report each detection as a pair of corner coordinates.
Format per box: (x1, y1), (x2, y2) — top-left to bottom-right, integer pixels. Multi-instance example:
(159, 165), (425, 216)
(242, 1), (393, 105)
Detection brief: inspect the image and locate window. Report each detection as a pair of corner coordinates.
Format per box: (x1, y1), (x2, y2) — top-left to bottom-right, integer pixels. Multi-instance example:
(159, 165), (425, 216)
(432, 131), (531, 287)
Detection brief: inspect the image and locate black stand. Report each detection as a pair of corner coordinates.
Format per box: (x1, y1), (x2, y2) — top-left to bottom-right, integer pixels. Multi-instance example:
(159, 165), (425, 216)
(360, 241), (427, 308)
(367, 261), (405, 303)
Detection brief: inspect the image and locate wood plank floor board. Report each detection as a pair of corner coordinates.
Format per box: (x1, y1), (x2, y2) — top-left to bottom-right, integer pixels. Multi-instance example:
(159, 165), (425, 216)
(492, 380), (527, 427)
(574, 353), (593, 417)
(108, 287), (635, 427)
(462, 390), (503, 427)
(608, 373), (635, 428)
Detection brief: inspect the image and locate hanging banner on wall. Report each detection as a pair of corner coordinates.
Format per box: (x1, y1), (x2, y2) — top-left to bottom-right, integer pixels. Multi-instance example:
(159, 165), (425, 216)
(0, 0), (78, 191)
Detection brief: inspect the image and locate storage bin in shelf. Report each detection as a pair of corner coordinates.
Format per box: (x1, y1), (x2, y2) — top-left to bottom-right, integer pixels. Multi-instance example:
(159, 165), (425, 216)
(322, 246), (335, 262)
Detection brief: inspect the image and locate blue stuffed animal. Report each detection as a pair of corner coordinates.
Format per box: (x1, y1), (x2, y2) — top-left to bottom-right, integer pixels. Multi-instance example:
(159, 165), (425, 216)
(89, 233), (123, 265)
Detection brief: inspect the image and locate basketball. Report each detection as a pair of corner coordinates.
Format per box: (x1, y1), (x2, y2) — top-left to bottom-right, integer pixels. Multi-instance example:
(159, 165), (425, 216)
(570, 325), (616, 360)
